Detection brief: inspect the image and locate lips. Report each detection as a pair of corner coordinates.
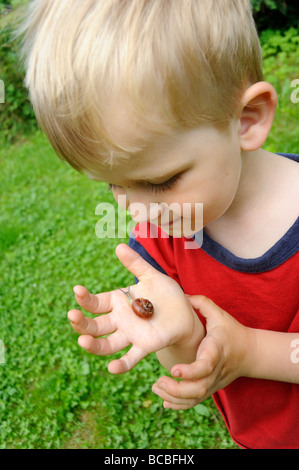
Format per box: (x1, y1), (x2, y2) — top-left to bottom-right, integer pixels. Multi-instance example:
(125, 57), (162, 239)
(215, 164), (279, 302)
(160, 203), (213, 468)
(159, 217), (181, 227)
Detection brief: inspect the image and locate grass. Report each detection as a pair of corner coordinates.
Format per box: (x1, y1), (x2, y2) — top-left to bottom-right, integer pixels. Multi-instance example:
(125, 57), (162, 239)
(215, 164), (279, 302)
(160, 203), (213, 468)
(0, 25), (298, 449)
(0, 133), (237, 449)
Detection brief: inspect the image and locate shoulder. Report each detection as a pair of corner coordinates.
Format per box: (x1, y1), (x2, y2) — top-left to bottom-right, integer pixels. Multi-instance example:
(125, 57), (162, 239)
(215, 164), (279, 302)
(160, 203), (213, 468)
(274, 153), (299, 212)
(276, 153), (299, 163)
(204, 150), (298, 258)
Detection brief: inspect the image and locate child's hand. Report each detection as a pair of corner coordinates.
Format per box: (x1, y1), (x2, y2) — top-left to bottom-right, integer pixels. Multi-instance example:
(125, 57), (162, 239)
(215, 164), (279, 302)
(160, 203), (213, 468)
(67, 244), (201, 374)
(152, 296), (252, 409)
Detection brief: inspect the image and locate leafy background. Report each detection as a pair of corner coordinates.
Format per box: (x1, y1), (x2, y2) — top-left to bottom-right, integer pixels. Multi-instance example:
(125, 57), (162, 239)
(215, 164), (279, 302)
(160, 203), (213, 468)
(0, 0), (298, 449)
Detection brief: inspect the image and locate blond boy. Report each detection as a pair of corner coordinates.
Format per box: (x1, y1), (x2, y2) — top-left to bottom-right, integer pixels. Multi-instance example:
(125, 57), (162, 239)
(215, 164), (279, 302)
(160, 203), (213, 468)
(20, 0), (299, 448)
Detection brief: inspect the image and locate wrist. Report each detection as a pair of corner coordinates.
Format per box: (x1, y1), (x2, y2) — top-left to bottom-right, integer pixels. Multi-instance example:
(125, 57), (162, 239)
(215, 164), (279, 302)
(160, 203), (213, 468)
(241, 328), (299, 383)
(156, 309), (205, 371)
(239, 326), (258, 378)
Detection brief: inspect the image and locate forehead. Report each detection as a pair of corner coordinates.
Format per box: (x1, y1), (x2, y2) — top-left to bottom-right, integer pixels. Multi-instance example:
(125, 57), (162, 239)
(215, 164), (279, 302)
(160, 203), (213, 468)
(104, 96), (174, 151)
(86, 99), (184, 182)
(85, 133), (184, 184)
(86, 98), (228, 183)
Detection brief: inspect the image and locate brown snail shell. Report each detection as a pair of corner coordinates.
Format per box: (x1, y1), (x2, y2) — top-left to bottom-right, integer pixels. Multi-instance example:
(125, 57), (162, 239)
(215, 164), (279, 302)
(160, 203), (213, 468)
(118, 285), (154, 319)
(132, 298), (154, 319)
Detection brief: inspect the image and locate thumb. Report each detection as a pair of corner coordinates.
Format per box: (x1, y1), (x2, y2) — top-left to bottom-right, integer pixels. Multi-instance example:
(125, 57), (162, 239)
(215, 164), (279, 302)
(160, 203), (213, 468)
(115, 243), (158, 281)
(187, 295), (223, 322)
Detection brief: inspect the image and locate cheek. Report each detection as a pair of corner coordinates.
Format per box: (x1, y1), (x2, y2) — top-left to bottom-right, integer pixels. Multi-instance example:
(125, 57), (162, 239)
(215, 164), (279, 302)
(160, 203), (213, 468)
(112, 189), (129, 210)
(221, 158), (242, 200)
(202, 164), (241, 222)
(179, 162), (241, 226)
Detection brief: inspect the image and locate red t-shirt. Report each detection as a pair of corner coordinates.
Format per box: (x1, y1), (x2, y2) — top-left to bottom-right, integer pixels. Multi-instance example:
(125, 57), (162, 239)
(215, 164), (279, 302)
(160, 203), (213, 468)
(128, 155), (299, 448)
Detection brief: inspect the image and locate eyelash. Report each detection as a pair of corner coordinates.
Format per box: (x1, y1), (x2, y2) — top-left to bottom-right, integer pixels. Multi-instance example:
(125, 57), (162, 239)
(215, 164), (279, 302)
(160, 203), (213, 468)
(107, 173), (182, 194)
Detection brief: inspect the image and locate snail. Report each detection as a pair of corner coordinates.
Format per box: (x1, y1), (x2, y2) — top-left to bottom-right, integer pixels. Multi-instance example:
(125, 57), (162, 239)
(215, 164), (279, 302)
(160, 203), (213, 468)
(131, 298), (154, 319)
(118, 284), (154, 319)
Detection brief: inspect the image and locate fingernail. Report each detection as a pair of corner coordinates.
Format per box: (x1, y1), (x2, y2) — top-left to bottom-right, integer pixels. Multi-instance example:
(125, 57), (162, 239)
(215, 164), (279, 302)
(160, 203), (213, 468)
(74, 286), (86, 297)
(67, 313), (75, 323)
(172, 369), (181, 378)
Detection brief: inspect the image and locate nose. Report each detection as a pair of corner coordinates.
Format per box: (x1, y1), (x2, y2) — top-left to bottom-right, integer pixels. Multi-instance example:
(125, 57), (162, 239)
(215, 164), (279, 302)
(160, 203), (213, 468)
(128, 200), (164, 224)
(115, 190), (169, 224)
(127, 190), (170, 224)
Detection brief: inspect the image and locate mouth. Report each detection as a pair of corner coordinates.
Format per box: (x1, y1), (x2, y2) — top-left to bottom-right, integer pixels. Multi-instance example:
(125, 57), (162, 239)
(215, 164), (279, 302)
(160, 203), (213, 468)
(159, 217), (181, 228)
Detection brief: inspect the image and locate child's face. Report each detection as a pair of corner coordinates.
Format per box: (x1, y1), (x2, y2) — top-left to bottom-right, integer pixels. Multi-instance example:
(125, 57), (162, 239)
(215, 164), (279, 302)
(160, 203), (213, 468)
(87, 117), (243, 237)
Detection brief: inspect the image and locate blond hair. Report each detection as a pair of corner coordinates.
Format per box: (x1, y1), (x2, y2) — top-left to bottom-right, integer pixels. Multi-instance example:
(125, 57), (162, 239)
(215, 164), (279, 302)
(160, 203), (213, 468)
(19, 0), (263, 172)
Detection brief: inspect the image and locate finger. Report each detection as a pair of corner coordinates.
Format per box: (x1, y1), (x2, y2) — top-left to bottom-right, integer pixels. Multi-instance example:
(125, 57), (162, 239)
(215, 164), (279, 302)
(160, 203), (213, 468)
(152, 380), (201, 406)
(115, 243), (159, 281)
(67, 309), (115, 336)
(163, 401), (199, 410)
(154, 376), (209, 401)
(171, 335), (220, 380)
(78, 330), (129, 356)
(74, 285), (112, 314)
(108, 344), (146, 374)
(171, 357), (216, 381)
(188, 295), (223, 319)
(187, 296), (225, 328)
(152, 383), (187, 405)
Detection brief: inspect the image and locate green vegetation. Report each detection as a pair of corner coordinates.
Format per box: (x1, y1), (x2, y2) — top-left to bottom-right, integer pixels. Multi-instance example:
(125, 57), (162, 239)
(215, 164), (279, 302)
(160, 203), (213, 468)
(0, 133), (237, 449)
(251, 0), (299, 30)
(0, 1), (298, 449)
(260, 28), (299, 152)
(0, 0), (36, 143)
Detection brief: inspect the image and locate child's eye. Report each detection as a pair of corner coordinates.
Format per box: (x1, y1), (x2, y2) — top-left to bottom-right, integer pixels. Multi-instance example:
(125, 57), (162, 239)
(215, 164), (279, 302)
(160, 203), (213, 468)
(107, 183), (118, 192)
(146, 173), (182, 193)
(107, 173), (182, 194)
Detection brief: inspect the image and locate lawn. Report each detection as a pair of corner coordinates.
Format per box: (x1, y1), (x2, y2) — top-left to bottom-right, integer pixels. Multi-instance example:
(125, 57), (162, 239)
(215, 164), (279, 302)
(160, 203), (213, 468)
(0, 132), (239, 449)
(0, 17), (298, 449)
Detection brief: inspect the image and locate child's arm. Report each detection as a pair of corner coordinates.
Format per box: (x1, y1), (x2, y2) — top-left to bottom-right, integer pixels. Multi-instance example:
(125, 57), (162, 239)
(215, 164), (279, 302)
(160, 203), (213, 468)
(68, 244), (205, 374)
(152, 296), (299, 410)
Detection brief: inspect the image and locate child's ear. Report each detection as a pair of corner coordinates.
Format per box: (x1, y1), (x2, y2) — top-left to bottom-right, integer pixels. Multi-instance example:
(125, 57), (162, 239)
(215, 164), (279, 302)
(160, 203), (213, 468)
(239, 81), (277, 151)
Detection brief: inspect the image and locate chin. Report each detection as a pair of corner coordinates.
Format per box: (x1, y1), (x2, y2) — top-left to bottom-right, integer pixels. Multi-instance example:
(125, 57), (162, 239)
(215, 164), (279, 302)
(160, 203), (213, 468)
(160, 217), (204, 238)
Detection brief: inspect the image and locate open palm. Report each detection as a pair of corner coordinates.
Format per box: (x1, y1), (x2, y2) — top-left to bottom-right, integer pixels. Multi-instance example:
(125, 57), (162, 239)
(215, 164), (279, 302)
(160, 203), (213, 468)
(67, 244), (199, 374)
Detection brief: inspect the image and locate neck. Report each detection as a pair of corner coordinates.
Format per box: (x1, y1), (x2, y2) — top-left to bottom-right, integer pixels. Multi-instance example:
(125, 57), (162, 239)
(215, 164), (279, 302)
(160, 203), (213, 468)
(225, 148), (270, 218)
(205, 148), (271, 237)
